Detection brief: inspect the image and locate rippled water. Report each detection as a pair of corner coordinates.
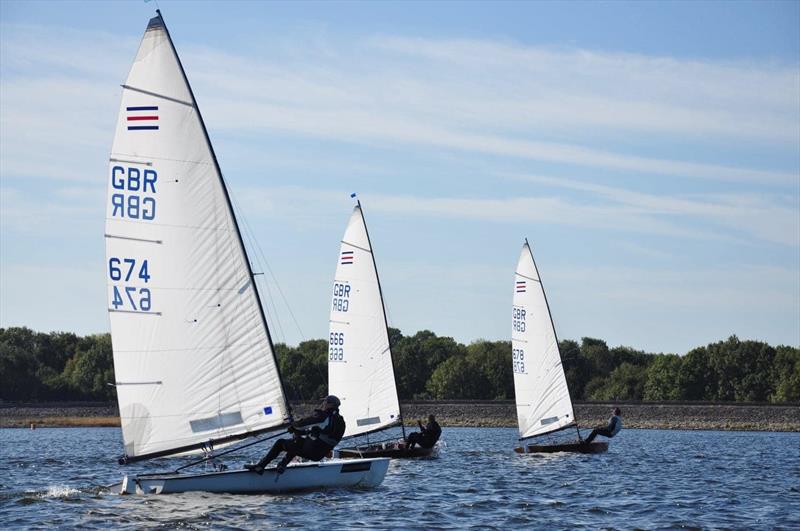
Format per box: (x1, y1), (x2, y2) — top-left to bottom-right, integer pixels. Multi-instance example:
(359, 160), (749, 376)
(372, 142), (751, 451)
(1, 427), (798, 528)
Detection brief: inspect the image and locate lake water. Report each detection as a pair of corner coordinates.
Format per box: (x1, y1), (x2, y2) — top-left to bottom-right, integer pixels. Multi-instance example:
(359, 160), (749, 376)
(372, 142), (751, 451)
(0, 427), (798, 529)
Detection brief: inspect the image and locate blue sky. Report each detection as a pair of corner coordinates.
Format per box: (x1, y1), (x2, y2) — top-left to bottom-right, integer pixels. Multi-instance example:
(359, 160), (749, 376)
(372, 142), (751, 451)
(1, 0), (798, 354)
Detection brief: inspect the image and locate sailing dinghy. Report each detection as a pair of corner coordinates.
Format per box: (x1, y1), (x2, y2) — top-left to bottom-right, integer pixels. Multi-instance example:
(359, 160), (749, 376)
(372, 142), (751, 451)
(106, 11), (389, 494)
(328, 201), (437, 459)
(511, 240), (608, 454)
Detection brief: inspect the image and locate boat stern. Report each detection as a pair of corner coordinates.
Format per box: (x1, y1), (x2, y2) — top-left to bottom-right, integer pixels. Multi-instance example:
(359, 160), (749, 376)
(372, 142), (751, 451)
(119, 475), (135, 495)
(342, 457), (390, 487)
(120, 474), (166, 495)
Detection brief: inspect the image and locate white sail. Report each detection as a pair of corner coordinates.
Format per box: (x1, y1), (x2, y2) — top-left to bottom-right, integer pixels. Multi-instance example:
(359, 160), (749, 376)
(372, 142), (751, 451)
(512, 241), (575, 439)
(328, 204), (401, 438)
(105, 14), (289, 461)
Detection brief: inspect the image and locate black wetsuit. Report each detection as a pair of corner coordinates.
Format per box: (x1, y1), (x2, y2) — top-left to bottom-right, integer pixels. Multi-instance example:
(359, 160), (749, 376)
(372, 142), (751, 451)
(585, 415), (622, 443)
(255, 409), (346, 469)
(406, 420), (442, 449)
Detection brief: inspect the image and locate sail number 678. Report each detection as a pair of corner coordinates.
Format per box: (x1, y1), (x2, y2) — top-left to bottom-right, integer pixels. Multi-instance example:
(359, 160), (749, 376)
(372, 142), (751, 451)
(512, 348), (526, 373)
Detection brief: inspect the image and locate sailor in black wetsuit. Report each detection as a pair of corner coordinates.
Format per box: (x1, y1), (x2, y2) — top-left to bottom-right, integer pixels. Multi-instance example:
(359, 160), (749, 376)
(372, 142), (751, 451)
(405, 414), (442, 450)
(245, 395), (346, 474)
(584, 407), (623, 443)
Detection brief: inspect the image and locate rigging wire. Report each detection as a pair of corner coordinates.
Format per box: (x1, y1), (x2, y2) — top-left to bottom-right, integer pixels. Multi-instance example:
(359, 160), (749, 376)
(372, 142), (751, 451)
(225, 186), (287, 343)
(226, 185), (307, 343)
(224, 184), (328, 403)
(172, 429), (289, 473)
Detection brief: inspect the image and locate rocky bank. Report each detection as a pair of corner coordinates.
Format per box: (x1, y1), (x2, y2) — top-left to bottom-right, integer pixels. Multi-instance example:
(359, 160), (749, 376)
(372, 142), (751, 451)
(1, 401), (798, 431)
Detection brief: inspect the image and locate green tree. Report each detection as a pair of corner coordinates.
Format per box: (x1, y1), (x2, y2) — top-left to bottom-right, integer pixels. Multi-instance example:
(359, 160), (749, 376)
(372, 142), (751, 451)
(679, 347), (713, 400)
(561, 339), (592, 399)
(771, 345), (800, 402)
(394, 330), (465, 398)
(610, 345), (650, 368)
(465, 340), (513, 399)
(387, 327), (404, 350)
(707, 336), (775, 401)
(587, 362), (647, 400)
(643, 354), (683, 401)
(275, 340), (327, 400)
(62, 334), (115, 400)
(426, 355), (488, 399)
(581, 337), (614, 376)
(0, 342), (40, 400)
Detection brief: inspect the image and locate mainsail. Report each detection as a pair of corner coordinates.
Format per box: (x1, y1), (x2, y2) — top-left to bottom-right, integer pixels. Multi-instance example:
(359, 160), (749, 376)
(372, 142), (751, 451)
(328, 203), (402, 438)
(105, 13), (290, 462)
(512, 241), (575, 439)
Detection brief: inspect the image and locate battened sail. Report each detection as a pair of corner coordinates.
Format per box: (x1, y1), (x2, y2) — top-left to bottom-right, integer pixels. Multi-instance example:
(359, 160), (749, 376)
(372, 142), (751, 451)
(512, 241), (574, 439)
(328, 204), (401, 437)
(105, 13), (289, 462)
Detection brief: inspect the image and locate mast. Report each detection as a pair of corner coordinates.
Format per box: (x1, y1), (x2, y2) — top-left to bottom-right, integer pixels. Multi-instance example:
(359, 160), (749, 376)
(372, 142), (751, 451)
(356, 199), (407, 441)
(155, 10), (292, 424)
(522, 238), (578, 441)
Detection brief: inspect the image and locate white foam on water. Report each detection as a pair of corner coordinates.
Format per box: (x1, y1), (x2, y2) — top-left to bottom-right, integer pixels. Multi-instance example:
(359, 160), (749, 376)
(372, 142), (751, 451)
(39, 485), (81, 498)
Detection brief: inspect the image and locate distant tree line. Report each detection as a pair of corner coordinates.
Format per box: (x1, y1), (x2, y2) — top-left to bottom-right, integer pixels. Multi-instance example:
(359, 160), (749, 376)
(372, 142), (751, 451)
(0, 327), (114, 401)
(2, 326), (798, 403)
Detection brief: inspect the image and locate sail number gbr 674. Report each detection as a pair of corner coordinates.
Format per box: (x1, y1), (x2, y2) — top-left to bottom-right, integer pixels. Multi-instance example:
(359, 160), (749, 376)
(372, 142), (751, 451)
(108, 165), (157, 313)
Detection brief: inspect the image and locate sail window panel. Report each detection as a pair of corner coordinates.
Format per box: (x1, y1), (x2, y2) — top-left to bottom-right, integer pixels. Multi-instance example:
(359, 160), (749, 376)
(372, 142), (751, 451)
(189, 411), (244, 433)
(356, 417), (382, 427)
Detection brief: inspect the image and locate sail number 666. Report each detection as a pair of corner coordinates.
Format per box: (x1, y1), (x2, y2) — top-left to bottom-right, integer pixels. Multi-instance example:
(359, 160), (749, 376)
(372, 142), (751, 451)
(329, 332), (345, 362)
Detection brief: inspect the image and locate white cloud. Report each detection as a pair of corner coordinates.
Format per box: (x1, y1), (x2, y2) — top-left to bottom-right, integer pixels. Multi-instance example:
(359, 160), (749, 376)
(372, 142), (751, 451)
(3, 23), (797, 186)
(0, 185), (103, 237)
(188, 47), (797, 184)
(370, 36), (799, 142)
(506, 173), (800, 246)
(233, 184), (791, 247)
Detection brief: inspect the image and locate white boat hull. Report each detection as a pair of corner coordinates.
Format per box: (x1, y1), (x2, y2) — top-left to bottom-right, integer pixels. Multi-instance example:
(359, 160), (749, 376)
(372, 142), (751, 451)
(118, 458), (389, 495)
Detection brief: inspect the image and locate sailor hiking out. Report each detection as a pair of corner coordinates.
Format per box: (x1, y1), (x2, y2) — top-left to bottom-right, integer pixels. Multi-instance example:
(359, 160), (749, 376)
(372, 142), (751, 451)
(583, 407), (623, 444)
(405, 415), (442, 450)
(246, 395), (346, 474)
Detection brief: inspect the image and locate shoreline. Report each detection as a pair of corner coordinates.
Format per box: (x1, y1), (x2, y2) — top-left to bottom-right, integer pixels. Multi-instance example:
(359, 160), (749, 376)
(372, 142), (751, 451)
(2, 401), (798, 432)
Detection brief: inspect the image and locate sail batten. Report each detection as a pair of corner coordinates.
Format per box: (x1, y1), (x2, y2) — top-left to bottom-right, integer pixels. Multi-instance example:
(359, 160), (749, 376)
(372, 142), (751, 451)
(512, 242), (575, 439)
(328, 205), (402, 438)
(106, 12), (289, 461)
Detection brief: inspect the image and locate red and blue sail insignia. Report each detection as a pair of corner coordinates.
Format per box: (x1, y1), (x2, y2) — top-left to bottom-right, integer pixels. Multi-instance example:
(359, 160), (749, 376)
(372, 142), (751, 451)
(127, 105), (159, 131)
(341, 250), (354, 265)
(516, 280), (526, 293)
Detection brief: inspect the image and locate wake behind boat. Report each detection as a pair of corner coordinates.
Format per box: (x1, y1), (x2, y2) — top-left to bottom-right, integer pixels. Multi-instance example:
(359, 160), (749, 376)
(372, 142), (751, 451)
(105, 11), (388, 494)
(511, 240), (608, 454)
(328, 200), (438, 459)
